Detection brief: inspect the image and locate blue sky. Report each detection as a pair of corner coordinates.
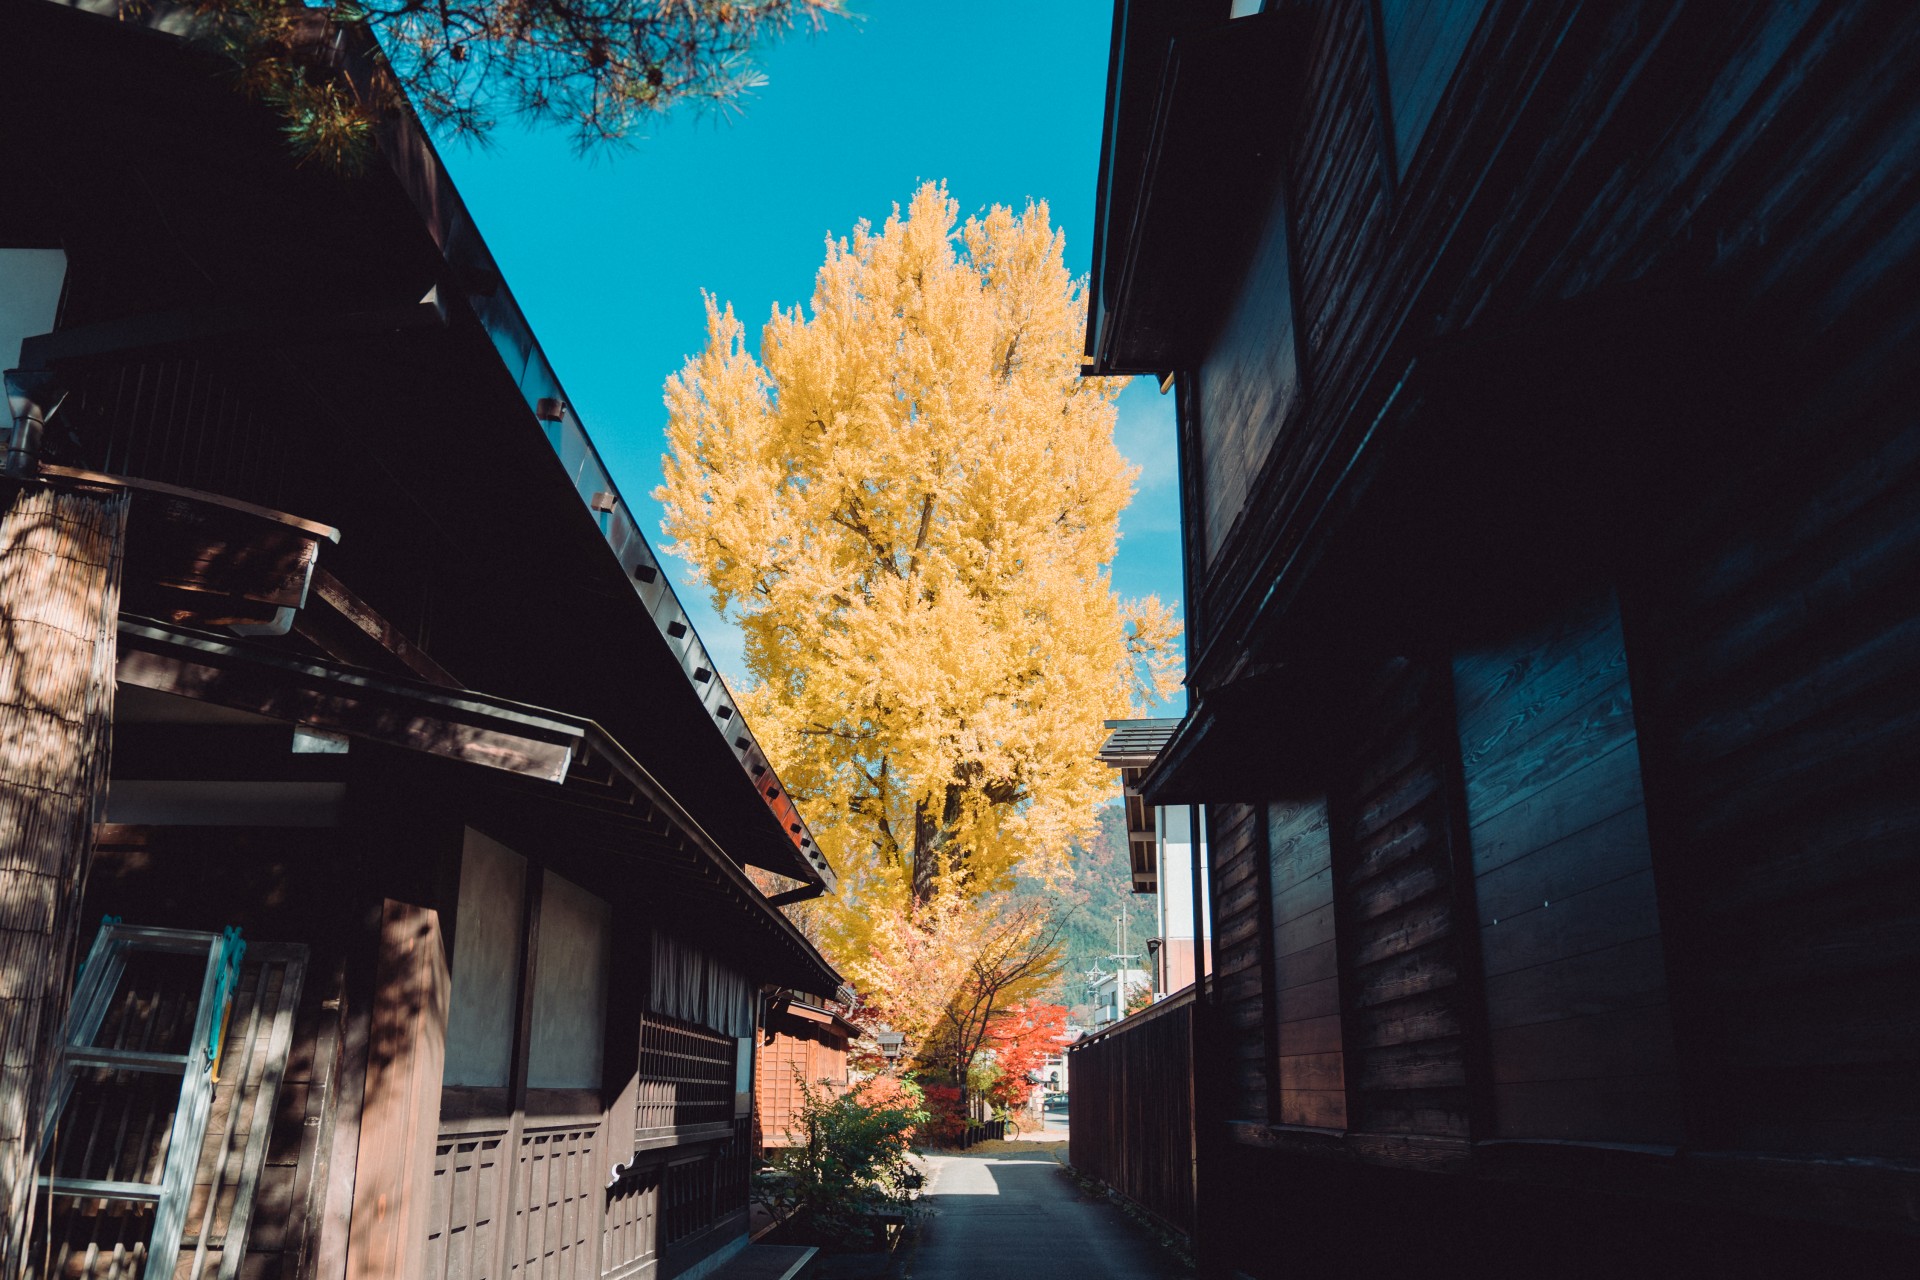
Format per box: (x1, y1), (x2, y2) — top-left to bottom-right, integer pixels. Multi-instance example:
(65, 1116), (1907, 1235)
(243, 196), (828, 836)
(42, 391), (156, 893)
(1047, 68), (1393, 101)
(439, 1), (1185, 709)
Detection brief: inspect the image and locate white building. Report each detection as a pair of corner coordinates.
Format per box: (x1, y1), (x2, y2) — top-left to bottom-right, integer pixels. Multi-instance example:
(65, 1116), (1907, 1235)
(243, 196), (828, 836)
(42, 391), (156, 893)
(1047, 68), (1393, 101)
(1098, 721), (1213, 998)
(1087, 966), (1152, 1028)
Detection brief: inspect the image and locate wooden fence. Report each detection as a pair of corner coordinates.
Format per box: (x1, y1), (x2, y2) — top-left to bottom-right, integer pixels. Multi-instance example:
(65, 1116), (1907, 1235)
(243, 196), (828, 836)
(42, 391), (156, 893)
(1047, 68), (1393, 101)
(957, 1119), (1007, 1148)
(1066, 984), (1196, 1238)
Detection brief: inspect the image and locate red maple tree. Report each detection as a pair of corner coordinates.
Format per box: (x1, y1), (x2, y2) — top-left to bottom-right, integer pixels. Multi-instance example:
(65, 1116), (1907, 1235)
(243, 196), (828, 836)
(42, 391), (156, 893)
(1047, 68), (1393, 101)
(982, 1001), (1070, 1110)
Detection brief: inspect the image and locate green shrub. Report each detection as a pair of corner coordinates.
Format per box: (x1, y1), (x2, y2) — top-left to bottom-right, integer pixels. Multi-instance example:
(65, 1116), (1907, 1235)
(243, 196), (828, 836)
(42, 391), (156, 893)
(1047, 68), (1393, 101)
(756, 1074), (928, 1249)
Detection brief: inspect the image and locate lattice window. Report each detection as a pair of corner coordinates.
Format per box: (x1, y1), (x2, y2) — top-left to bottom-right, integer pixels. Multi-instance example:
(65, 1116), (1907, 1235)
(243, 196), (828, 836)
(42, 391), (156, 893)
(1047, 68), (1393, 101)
(658, 1119), (751, 1252)
(635, 1013), (735, 1137)
(660, 1155), (716, 1249)
(717, 1118), (750, 1210)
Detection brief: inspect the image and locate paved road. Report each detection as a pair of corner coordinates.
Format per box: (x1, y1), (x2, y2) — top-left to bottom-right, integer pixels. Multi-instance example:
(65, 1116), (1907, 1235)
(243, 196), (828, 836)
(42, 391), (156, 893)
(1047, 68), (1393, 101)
(1019, 1109), (1069, 1141)
(904, 1148), (1185, 1279)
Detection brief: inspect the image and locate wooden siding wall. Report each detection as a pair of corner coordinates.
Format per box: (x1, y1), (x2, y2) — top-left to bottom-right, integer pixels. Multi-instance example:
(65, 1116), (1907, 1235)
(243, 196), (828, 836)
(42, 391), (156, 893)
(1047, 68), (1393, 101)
(1115, 0), (1920, 1259)
(1265, 798), (1343, 1131)
(427, 1127), (507, 1278)
(1066, 989), (1195, 1238)
(1183, 0), (1382, 670)
(1332, 657), (1477, 1141)
(427, 1112), (605, 1280)
(1190, 2), (1920, 681)
(1207, 803), (1268, 1124)
(511, 1122), (602, 1277)
(1629, 347), (1920, 1159)
(659, 1119), (751, 1269)
(1453, 598), (1681, 1143)
(1195, 187), (1298, 564)
(1376, 0), (1490, 175)
(756, 1028), (848, 1149)
(601, 1165), (660, 1280)
(67, 359), (307, 514)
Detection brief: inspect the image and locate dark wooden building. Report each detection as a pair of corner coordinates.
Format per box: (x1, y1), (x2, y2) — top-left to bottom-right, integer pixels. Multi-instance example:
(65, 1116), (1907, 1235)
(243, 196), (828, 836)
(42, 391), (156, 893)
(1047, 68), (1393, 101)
(1080, 0), (1920, 1274)
(0, 4), (837, 1277)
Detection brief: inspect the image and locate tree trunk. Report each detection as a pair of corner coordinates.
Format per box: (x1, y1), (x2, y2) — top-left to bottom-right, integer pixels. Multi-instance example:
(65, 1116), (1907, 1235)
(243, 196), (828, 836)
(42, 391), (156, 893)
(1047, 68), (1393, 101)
(910, 783), (967, 904)
(0, 482), (129, 1273)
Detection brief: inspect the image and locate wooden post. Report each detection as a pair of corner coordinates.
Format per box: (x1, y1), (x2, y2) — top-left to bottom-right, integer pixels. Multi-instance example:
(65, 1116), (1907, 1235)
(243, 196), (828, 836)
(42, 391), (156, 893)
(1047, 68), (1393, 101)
(0, 482), (129, 1273)
(344, 900), (449, 1280)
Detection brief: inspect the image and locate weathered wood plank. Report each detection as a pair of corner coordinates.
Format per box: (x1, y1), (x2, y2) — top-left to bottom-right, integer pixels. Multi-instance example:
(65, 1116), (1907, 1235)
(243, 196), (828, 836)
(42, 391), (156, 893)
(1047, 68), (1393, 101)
(1351, 993), (1464, 1051)
(1345, 808), (1446, 888)
(1357, 1091), (1472, 1140)
(1349, 896), (1456, 969)
(1349, 941), (1458, 1009)
(1450, 604), (1620, 734)
(1346, 855), (1447, 926)
(1277, 1051), (1346, 1095)
(345, 901), (450, 1280)
(1276, 1013), (1344, 1059)
(1275, 865), (1337, 930)
(1273, 903), (1336, 962)
(1480, 936), (1670, 1031)
(1274, 976), (1342, 1025)
(1276, 1089), (1347, 1131)
(1457, 684), (1641, 832)
(1488, 1003), (1681, 1085)
(1478, 869), (1663, 980)
(1268, 800), (1334, 893)
(1465, 739), (1644, 877)
(1273, 938), (1338, 992)
(1491, 1077), (1684, 1145)
(1355, 1039), (1466, 1093)
(1473, 805), (1655, 926)
(1350, 765), (1444, 848)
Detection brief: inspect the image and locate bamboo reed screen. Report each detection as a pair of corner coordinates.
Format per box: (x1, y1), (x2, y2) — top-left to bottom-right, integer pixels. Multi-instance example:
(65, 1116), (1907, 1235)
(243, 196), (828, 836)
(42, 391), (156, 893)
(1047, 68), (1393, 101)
(1, 484), (129, 1268)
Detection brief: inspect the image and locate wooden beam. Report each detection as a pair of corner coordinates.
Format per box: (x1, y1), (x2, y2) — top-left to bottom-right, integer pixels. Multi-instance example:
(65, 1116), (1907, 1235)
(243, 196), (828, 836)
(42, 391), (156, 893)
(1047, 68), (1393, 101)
(344, 900), (449, 1280)
(307, 569), (459, 688)
(116, 620), (578, 783)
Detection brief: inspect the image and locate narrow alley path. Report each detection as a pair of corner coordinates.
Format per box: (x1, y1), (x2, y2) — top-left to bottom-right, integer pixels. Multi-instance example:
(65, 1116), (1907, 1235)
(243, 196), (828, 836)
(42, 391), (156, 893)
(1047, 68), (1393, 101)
(903, 1146), (1186, 1279)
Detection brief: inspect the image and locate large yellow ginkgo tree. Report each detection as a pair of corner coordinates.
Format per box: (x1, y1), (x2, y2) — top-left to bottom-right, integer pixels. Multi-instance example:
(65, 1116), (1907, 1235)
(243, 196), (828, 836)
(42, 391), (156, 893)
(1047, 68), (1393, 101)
(657, 182), (1179, 926)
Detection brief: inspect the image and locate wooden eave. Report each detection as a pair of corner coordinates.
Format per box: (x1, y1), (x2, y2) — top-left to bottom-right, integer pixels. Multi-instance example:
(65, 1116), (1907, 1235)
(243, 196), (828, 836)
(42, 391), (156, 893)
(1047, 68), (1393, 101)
(769, 1001), (860, 1042)
(116, 617), (841, 995)
(1085, 7), (1296, 377)
(1097, 716), (1181, 768)
(1121, 765), (1158, 895)
(1098, 718), (1178, 893)
(118, 617), (587, 783)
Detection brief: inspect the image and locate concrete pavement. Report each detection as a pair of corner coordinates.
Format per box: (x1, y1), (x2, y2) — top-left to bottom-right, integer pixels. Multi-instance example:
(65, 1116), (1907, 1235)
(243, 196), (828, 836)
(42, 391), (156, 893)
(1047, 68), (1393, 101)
(902, 1147), (1186, 1279)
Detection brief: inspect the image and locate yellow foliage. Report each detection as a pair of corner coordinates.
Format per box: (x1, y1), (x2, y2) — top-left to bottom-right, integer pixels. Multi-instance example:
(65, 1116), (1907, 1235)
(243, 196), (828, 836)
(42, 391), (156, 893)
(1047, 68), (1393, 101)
(657, 182), (1181, 936)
